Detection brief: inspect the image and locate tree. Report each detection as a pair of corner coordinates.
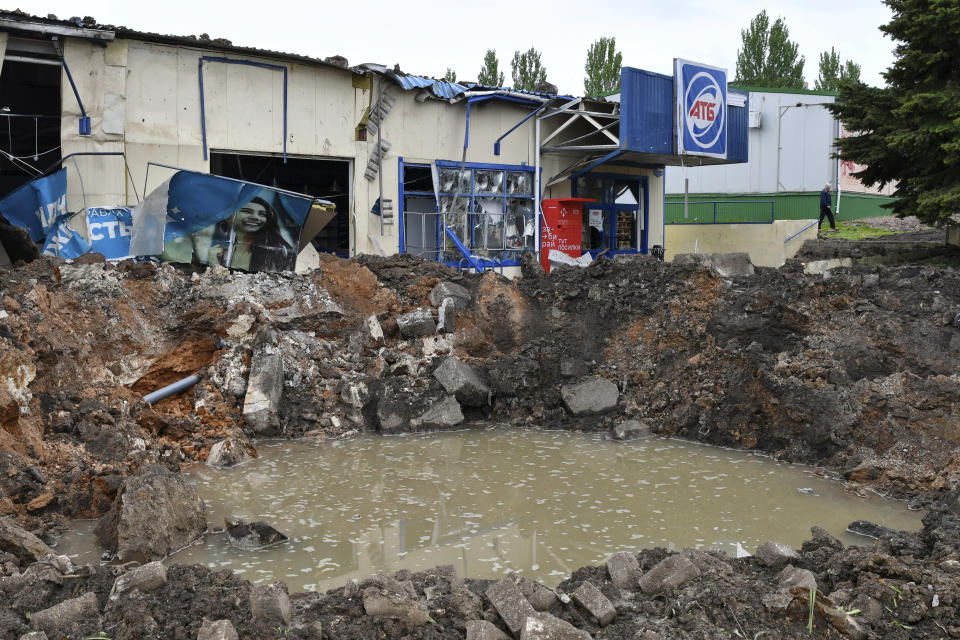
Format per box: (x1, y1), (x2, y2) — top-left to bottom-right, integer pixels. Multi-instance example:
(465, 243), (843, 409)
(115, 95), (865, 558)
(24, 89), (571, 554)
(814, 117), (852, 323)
(511, 48), (547, 92)
(583, 36), (622, 96)
(734, 10), (805, 89)
(477, 49), (505, 87)
(815, 47), (862, 91)
(443, 68), (457, 83)
(829, 0), (960, 226)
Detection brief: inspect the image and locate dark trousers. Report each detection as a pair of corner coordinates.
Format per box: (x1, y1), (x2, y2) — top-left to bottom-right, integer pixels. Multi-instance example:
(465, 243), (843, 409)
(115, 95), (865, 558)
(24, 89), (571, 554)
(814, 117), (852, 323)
(819, 207), (836, 230)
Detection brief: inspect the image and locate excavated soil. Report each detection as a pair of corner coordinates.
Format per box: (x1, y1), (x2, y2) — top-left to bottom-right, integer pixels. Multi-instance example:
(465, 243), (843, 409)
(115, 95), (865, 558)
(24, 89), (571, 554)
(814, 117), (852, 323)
(1, 249), (959, 639)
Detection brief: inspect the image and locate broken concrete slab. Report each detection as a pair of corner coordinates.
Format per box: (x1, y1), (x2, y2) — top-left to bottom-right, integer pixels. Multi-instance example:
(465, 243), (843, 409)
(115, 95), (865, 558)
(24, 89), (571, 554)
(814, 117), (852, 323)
(754, 541), (801, 569)
(30, 591), (99, 637)
(250, 581), (292, 627)
(466, 620), (512, 640)
(109, 560), (168, 601)
(486, 578), (537, 637)
(509, 574), (557, 611)
(433, 356), (490, 407)
(430, 281), (471, 310)
(243, 347), (284, 436)
(612, 420), (650, 440)
(674, 252), (755, 277)
(560, 376), (618, 416)
(638, 555), (701, 594)
(571, 580), (616, 626)
(0, 515), (54, 565)
(397, 308), (436, 337)
(410, 395), (464, 430)
(437, 297), (456, 333)
(520, 612), (592, 640)
(606, 551), (640, 590)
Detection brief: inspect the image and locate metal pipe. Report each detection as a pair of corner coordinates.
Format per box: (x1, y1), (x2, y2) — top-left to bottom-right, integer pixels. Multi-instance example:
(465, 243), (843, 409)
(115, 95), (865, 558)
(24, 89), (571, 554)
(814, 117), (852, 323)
(377, 78), (385, 237)
(784, 219), (819, 244)
(493, 104), (548, 155)
(534, 117), (541, 263)
(2, 54), (62, 67)
(143, 375), (201, 404)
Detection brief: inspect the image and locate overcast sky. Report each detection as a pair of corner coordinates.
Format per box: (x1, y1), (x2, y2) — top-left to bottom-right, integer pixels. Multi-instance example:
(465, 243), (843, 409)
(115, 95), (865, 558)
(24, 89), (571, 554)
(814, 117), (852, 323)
(9, 0), (896, 94)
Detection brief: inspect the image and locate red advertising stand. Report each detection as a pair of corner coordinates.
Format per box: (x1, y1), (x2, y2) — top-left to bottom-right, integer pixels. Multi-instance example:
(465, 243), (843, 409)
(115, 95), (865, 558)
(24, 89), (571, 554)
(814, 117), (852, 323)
(540, 198), (594, 273)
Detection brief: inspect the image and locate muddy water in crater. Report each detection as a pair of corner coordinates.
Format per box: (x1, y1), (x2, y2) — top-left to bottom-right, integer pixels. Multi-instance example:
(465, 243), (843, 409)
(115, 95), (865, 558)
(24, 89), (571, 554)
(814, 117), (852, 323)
(64, 430), (921, 592)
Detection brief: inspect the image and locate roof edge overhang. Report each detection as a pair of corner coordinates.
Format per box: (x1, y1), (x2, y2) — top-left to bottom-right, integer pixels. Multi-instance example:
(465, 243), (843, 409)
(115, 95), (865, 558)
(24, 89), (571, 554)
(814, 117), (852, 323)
(0, 16), (115, 41)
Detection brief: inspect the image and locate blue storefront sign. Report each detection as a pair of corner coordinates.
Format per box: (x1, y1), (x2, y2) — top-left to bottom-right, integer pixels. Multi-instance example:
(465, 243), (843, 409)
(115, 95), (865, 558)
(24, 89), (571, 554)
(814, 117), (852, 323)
(87, 207), (134, 260)
(675, 59), (727, 159)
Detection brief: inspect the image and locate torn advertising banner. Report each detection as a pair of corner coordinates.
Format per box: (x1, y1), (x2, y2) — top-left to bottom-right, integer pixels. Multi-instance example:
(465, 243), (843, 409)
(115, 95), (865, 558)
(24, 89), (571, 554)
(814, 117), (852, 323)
(131, 170), (313, 272)
(41, 218), (92, 259)
(86, 207), (134, 261)
(0, 168), (68, 243)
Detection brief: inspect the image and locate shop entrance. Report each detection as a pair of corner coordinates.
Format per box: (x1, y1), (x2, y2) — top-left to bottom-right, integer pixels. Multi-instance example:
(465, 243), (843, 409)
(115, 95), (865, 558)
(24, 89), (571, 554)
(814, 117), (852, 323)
(210, 152), (351, 256)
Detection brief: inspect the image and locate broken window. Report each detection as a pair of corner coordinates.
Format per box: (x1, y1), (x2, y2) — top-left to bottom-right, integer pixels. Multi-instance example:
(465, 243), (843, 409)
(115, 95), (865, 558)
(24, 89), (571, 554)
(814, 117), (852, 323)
(401, 161), (535, 267)
(210, 152), (351, 257)
(574, 174), (648, 254)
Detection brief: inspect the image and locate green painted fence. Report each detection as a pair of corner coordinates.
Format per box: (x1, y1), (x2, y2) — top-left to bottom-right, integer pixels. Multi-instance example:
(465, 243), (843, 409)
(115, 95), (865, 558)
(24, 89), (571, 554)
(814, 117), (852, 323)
(665, 191), (895, 224)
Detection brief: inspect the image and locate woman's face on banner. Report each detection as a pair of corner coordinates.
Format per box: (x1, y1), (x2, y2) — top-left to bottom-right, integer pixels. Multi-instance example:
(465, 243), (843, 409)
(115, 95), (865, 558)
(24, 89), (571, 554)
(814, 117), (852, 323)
(234, 201), (268, 233)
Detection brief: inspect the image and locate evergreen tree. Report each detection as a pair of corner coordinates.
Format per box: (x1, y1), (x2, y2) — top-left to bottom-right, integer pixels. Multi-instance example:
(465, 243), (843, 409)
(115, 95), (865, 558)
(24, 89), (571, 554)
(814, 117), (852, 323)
(829, 0), (960, 225)
(816, 47), (862, 91)
(477, 49), (504, 87)
(583, 36), (622, 96)
(734, 10), (805, 88)
(443, 68), (457, 83)
(511, 48), (547, 92)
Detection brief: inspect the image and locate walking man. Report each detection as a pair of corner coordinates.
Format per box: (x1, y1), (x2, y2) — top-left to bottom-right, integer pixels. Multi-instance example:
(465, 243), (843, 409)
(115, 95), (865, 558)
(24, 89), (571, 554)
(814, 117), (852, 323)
(819, 183), (836, 231)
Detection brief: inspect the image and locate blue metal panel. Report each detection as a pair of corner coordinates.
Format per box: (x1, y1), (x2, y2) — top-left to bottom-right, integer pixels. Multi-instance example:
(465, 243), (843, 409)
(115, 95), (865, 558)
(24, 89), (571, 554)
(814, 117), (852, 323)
(393, 74), (470, 99)
(727, 90), (749, 163)
(619, 67), (674, 155)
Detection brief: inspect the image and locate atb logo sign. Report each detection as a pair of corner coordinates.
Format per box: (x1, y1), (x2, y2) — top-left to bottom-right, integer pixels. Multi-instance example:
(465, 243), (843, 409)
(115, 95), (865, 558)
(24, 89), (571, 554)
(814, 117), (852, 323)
(675, 59), (727, 158)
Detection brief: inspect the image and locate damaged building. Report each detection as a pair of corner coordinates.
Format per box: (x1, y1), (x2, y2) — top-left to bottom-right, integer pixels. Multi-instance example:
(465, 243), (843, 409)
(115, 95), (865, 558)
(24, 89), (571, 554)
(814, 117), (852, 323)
(1, 11), (748, 273)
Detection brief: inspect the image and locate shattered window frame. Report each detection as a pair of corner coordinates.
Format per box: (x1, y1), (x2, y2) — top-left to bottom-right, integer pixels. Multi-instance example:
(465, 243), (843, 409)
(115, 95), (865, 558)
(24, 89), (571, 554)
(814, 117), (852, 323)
(572, 173), (650, 256)
(399, 159), (537, 268)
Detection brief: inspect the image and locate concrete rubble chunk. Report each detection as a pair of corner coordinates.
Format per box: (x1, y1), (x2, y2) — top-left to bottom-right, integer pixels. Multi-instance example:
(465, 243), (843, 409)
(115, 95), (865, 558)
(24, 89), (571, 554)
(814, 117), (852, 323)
(243, 348), (284, 436)
(486, 578), (537, 636)
(225, 516), (288, 550)
(397, 308), (436, 338)
(30, 591), (99, 636)
(674, 252), (755, 277)
(433, 356), (490, 407)
(437, 297), (456, 333)
(467, 620), (512, 640)
(761, 591), (792, 612)
(366, 314), (385, 343)
(777, 565), (817, 592)
(19, 632), (48, 640)
(205, 435), (256, 468)
(520, 612), (592, 640)
(612, 420), (650, 441)
(638, 555), (701, 594)
(109, 560), (168, 600)
(606, 551), (641, 590)
(560, 376), (619, 416)
(410, 395), (464, 430)
(754, 541), (801, 568)
(430, 281), (471, 310)
(362, 586), (430, 631)
(250, 581), (292, 627)
(572, 580), (616, 626)
(94, 471), (206, 563)
(548, 250), (593, 270)
(509, 573), (558, 611)
(197, 619), (239, 640)
(0, 516), (54, 564)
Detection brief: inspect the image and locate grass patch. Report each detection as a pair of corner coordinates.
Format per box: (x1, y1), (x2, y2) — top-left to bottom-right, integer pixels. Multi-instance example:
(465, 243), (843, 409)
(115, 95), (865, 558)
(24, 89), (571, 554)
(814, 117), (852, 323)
(821, 221), (899, 240)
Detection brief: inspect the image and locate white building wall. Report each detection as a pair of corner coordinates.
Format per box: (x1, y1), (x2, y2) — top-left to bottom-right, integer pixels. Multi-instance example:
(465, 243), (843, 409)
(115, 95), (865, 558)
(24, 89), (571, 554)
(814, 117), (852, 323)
(59, 36), (665, 261)
(666, 91), (837, 194)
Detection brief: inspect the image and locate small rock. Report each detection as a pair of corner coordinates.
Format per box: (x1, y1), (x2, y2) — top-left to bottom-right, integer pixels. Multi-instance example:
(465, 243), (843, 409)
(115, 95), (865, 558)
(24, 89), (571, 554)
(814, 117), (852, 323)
(30, 591), (99, 636)
(572, 581), (616, 626)
(560, 377), (618, 416)
(846, 520), (897, 540)
(466, 620), (512, 640)
(225, 517), (288, 550)
(777, 565), (817, 592)
(197, 619), (239, 640)
(754, 541), (801, 568)
(486, 578), (537, 636)
(205, 436), (256, 468)
(19, 633), (48, 640)
(430, 281), (471, 310)
(761, 591), (792, 612)
(410, 395), (464, 430)
(0, 516), (54, 564)
(366, 315), (385, 343)
(362, 586), (429, 631)
(509, 574), (558, 611)
(250, 581), (291, 627)
(612, 420), (649, 440)
(397, 308), (436, 338)
(433, 356), (490, 407)
(437, 297), (456, 333)
(638, 555), (701, 594)
(109, 560), (168, 600)
(520, 612), (591, 640)
(606, 551), (640, 590)
(823, 604), (866, 640)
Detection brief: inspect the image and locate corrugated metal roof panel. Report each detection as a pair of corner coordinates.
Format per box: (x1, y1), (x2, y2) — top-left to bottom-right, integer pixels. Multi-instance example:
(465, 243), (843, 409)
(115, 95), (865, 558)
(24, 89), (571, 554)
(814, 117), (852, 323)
(619, 67), (674, 155)
(727, 89), (749, 163)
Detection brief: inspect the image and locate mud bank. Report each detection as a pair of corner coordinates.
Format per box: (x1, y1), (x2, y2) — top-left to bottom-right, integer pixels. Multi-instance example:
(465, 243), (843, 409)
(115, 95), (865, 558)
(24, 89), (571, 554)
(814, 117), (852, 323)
(1, 250), (959, 638)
